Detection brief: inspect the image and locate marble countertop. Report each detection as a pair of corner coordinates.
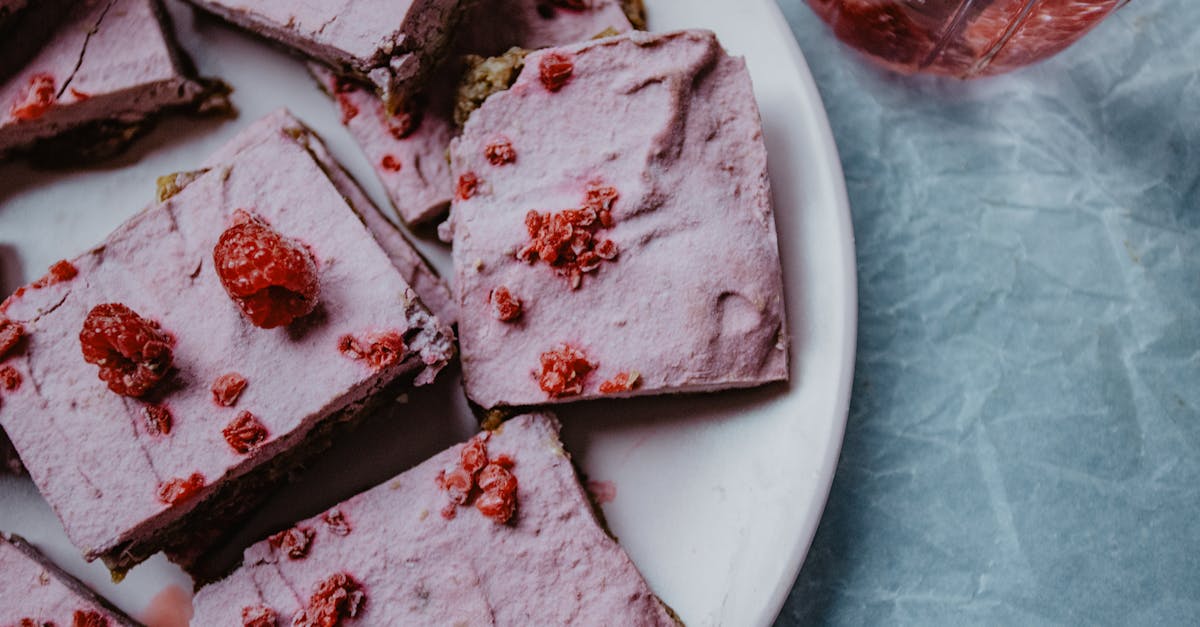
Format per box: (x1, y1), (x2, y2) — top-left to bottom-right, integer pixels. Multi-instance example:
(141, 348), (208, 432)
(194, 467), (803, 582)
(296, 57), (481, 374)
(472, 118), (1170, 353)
(774, 1), (1199, 625)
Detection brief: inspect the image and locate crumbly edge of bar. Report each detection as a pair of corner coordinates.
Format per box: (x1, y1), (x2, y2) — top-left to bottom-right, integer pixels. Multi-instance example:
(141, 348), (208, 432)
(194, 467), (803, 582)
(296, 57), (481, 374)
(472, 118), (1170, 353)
(453, 47), (528, 126)
(0, 533), (141, 626)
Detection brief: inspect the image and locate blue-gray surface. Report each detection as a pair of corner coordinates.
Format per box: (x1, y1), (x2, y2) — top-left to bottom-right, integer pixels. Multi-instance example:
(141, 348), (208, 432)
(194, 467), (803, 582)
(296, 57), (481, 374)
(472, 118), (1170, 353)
(773, 1), (1200, 625)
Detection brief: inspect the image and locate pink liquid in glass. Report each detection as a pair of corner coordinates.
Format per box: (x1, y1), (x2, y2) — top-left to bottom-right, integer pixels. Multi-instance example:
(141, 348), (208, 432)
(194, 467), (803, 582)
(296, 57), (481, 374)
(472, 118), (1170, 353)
(807, 0), (1129, 77)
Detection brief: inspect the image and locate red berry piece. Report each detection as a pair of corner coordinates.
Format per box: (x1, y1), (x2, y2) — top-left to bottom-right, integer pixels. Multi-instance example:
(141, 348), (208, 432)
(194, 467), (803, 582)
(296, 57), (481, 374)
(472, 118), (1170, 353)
(70, 88), (90, 101)
(10, 73), (56, 121)
(143, 404), (172, 436)
(385, 103), (423, 139)
(539, 51), (575, 92)
(484, 138), (516, 166)
(584, 184), (618, 212)
(213, 210), (320, 329)
(476, 462), (519, 524)
(460, 435), (489, 475)
(365, 332), (405, 371)
(18, 618), (37, 627)
(599, 371), (640, 394)
(538, 345), (594, 398)
(223, 410), (268, 454)
(518, 185), (619, 289)
(442, 467), (474, 506)
(31, 259), (78, 289)
(0, 318), (22, 361)
(322, 508), (352, 536)
(338, 334), (365, 359)
(477, 463), (517, 495)
(212, 372), (248, 407)
(380, 155), (402, 172)
(79, 303), (173, 398)
(293, 573), (364, 627)
(269, 526), (314, 559)
(158, 473), (205, 505)
(332, 78), (360, 124)
(241, 604), (278, 627)
(456, 172), (479, 201)
(0, 365), (21, 391)
(490, 287), (522, 322)
(72, 609), (109, 627)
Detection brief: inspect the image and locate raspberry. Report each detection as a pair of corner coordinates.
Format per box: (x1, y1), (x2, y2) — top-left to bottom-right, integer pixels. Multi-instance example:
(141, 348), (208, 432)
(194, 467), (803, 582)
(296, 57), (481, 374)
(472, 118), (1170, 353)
(241, 605), (278, 627)
(0, 365), (21, 391)
(477, 463), (517, 495)
(475, 489), (517, 524)
(30, 259), (78, 288)
(158, 473), (205, 505)
(144, 404), (172, 435)
(72, 610), (109, 627)
(490, 287), (522, 322)
(269, 526), (314, 559)
(223, 410), (268, 454)
(484, 138), (516, 165)
(10, 73), (56, 121)
(365, 332), (405, 370)
(212, 372), (248, 407)
(213, 210), (320, 329)
(456, 172), (479, 201)
(442, 467), (474, 505)
(380, 155), (402, 172)
(598, 371), (640, 394)
(79, 303), (173, 398)
(539, 51), (575, 92)
(518, 185), (618, 289)
(322, 508), (352, 536)
(460, 435), (489, 475)
(293, 573), (364, 627)
(538, 345), (594, 398)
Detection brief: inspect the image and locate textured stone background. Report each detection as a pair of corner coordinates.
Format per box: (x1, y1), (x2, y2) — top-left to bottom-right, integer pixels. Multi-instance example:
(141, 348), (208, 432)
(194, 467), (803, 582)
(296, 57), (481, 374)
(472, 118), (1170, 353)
(773, 1), (1200, 625)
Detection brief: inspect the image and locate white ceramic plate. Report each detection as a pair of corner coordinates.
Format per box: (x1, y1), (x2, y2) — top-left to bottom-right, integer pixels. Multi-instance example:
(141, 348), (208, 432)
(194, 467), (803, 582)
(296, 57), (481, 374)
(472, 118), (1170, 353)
(0, 1), (855, 625)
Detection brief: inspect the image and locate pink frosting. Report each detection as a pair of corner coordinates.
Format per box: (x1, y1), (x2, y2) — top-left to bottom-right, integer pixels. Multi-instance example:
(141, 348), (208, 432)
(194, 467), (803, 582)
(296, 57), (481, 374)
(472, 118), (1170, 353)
(448, 30), (790, 408)
(318, 0), (634, 225)
(0, 0), (209, 157)
(192, 414), (677, 626)
(0, 109), (454, 562)
(0, 534), (134, 625)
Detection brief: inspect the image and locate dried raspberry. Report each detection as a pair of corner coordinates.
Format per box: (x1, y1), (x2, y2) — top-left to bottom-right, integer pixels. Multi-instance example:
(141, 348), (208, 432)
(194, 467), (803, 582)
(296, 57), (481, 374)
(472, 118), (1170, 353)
(241, 604), (278, 627)
(18, 618), (37, 627)
(79, 303), (173, 397)
(212, 372), (248, 407)
(365, 332), (405, 370)
(599, 371), (640, 394)
(380, 155), (402, 172)
(213, 210), (320, 329)
(293, 573), (364, 627)
(333, 79), (359, 124)
(144, 404), (172, 435)
(72, 610), (109, 627)
(385, 103), (423, 139)
(223, 411), (268, 454)
(539, 51), (575, 92)
(70, 88), (90, 101)
(460, 435), (489, 475)
(484, 138), (516, 166)
(322, 508), (352, 536)
(31, 259), (78, 288)
(158, 473), (205, 505)
(475, 489), (517, 525)
(0, 365), (21, 391)
(442, 467), (474, 505)
(491, 454), (515, 469)
(538, 345), (594, 398)
(440, 502), (458, 520)
(456, 172), (479, 201)
(477, 463), (517, 495)
(595, 239), (618, 260)
(490, 287), (522, 322)
(10, 73), (56, 121)
(269, 526), (314, 559)
(337, 335), (364, 359)
(584, 184), (618, 212)
(519, 186), (618, 289)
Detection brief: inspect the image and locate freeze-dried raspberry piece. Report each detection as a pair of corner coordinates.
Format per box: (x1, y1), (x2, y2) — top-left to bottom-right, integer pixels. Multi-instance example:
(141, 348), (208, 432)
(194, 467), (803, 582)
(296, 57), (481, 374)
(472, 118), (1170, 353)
(72, 609), (109, 627)
(269, 526), (314, 559)
(70, 88), (90, 102)
(477, 463), (517, 495)
(476, 463), (518, 524)
(490, 286), (522, 322)
(30, 259), (78, 289)
(213, 210), (320, 329)
(293, 573), (364, 627)
(380, 155), (402, 172)
(456, 172), (479, 201)
(365, 332), (405, 371)
(322, 508), (352, 536)
(0, 365), (21, 391)
(460, 435), (489, 475)
(599, 371), (640, 394)
(79, 303), (173, 398)
(519, 185), (619, 289)
(332, 78), (359, 124)
(223, 411), (269, 454)
(538, 345), (594, 398)
(241, 604), (278, 627)
(539, 51), (575, 92)
(0, 318), (22, 360)
(384, 101), (423, 139)
(484, 138), (516, 166)
(212, 372), (248, 407)
(158, 473), (205, 505)
(144, 404), (172, 435)
(10, 73), (56, 121)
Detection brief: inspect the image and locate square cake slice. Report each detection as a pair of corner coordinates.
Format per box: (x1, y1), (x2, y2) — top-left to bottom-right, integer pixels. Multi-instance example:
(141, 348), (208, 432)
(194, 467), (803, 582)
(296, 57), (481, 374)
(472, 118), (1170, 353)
(0, 533), (138, 626)
(192, 413), (680, 626)
(0, 109), (455, 575)
(314, 0), (637, 226)
(185, 0), (463, 112)
(0, 0), (228, 163)
(447, 29), (789, 409)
